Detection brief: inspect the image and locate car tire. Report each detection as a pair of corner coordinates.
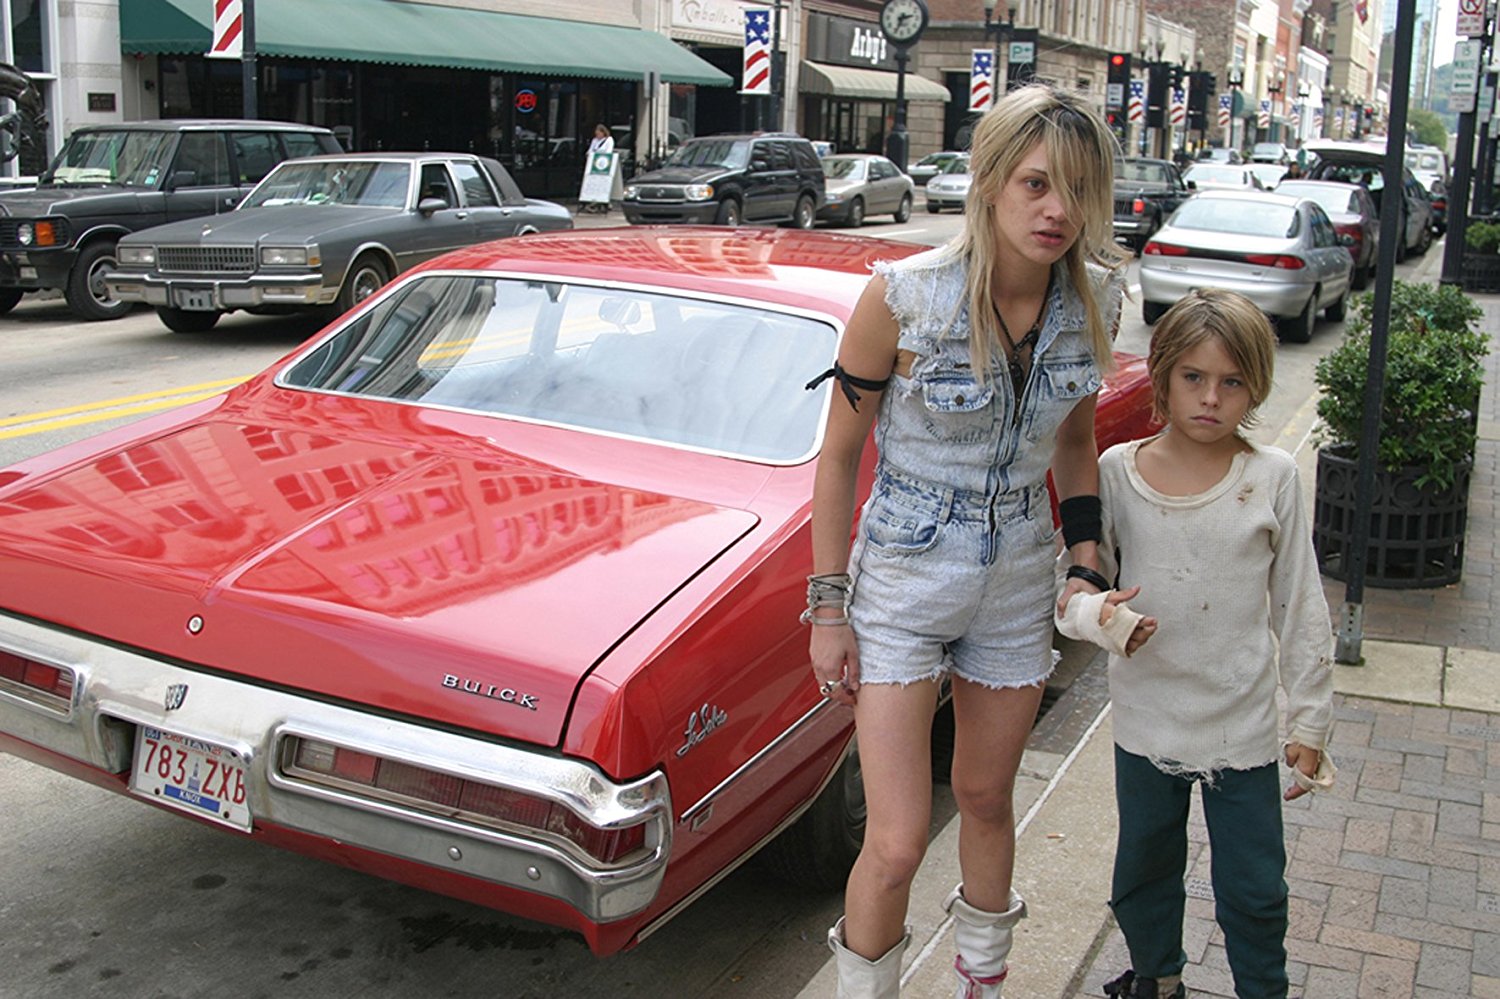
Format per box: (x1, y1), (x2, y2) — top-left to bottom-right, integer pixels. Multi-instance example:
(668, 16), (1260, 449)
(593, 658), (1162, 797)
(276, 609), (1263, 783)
(927, 202), (940, 213)
(338, 254), (391, 314)
(1415, 223), (1432, 255)
(787, 194), (816, 230)
(65, 241), (130, 321)
(1352, 262), (1371, 291)
(714, 199), (741, 226)
(156, 307), (221, 333)
(1142, 300), (1168, 325)
(756, 739), (865, 891)
(847, 197), (865, 228)
(1280, 292), (1317, 343)
(0, 287), (22, 315)
(1324, 287), (1347, 322)
(894, 193), (912, 223)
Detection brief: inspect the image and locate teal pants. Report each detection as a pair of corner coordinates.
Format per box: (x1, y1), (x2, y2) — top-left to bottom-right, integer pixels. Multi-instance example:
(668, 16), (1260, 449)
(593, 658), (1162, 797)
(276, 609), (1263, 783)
(1110, 746), (1290, 999)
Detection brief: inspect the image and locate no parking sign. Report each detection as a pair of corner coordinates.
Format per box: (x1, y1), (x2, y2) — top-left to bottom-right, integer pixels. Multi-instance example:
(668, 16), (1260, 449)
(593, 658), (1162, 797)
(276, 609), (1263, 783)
(1458, 0), (1485, 38)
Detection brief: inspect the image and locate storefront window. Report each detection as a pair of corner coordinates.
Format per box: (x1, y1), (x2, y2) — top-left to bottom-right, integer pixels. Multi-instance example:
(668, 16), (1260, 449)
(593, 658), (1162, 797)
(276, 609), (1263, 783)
(9, 0), (44, 74)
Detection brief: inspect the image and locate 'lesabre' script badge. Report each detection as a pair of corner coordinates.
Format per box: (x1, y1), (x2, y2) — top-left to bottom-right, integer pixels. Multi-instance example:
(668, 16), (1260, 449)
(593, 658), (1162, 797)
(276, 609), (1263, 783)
(676, 703), (728, 757)
(164, 683), (188, 711)
(442, 674), (538, 711)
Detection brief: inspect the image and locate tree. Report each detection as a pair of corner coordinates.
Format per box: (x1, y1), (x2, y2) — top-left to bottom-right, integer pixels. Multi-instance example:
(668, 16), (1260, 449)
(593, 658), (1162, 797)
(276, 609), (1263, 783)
(1407, 108), (1448, 149)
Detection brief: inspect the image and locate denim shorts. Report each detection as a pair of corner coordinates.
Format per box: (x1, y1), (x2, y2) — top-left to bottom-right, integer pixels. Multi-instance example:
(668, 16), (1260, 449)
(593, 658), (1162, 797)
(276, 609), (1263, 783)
(848, 466), (1059, 690)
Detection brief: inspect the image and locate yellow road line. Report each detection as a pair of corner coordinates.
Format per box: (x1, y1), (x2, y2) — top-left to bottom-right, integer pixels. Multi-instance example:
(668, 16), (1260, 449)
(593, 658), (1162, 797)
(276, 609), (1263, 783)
(0, 386), (241, 440)
(0, 377), (250, 428)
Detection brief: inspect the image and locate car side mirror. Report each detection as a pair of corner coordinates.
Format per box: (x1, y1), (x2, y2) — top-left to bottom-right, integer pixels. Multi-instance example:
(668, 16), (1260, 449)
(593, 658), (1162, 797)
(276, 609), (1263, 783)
(417, 196), (448, 216)
(1186, 180), (1196, 190)
(751, 158), (770, 172)
(165, 170), (198, 191)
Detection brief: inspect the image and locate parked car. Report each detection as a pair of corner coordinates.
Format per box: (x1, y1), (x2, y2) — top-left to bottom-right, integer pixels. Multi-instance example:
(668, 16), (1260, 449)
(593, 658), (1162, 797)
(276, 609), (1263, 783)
(1250, 142), (1291, 164)
(1197, 147), (1244, 164)
(1180, 163), (1267, 192)
(1140, 189), (1354, 343)
(1275, 179), (1380, 289)
(924, 154), (972, 212)
(1405, 145), (1449, 233)
(1113, 157), (1194, 252)
(0, 226), (1157, 957)
(907, 150), (966, 186)
(1303, 139), (1432, 260)
(1247, 162), (1289, 189)
(104, 153), (571, 333)
(621, 133), (825, 228)
(817, 154), (914, 226)
(0, 119), (342, 320)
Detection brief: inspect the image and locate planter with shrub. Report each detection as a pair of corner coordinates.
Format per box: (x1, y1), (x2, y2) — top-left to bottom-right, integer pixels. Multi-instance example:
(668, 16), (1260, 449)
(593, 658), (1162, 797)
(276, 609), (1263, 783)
(1462, 220), (1500, 294)
(1312, 281), (1487, 588)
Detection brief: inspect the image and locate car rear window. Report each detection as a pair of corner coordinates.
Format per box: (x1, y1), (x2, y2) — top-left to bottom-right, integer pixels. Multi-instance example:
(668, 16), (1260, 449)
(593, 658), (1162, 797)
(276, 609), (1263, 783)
(1277, 183), (1359, 216)
(280, 275), (839, 463)
(1170, 199), (1298, 238)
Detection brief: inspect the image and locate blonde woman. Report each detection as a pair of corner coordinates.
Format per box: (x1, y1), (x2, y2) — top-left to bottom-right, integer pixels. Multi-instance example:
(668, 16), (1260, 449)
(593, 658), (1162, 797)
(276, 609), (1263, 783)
(806, 85), (1127, 998)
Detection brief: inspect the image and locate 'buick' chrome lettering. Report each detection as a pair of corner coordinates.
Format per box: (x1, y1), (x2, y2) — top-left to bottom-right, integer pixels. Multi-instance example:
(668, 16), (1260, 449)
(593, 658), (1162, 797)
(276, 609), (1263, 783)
(441, 674), (539, 711)
(676, 703), (728, 757)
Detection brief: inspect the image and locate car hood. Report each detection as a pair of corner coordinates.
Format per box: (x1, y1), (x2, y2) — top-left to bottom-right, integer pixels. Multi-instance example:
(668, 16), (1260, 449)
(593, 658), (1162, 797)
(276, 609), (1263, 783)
(629, 165), (726, 185)
(0, 184), (160, 217)
(0, 417), (758, 747)
(121, 205), (404, 246)
(824, 177), (865, 195)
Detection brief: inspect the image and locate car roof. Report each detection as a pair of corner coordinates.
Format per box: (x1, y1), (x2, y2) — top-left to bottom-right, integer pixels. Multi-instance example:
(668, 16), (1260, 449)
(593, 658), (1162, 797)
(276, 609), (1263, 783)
(1185, 189), (1304, 207)
(71, 119), (334, 134)
(276, 152), (478, 163)
(1303, 139), (1389, 160)
(410, 227), (924, 320)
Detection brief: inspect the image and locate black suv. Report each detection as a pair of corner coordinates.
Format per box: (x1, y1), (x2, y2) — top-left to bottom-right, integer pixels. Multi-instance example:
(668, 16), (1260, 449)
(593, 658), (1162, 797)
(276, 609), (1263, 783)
(0, 119), (342, 320)
(622, 133), (825, 228)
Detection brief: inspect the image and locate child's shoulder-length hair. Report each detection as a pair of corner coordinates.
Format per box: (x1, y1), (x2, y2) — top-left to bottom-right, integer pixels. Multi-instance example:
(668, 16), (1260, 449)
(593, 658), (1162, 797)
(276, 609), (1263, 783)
(1147, 289), (1277, 427)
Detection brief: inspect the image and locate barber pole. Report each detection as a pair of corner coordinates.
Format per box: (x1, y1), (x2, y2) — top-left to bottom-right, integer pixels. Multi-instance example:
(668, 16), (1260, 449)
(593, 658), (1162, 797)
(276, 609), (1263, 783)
(207, 0), (243, 59)
(1217, 94), (1231, 128)
(741, 9), (771, 95)
(1170, 88), (1185, 126)
(1258, 100), (1271, 129)
(969, 49), (994, 112)
(1128, 80), (1145, 123)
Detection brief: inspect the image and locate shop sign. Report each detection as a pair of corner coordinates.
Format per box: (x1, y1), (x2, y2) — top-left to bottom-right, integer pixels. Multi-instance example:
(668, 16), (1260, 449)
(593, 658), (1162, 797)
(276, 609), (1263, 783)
(672, 0), (758, 40)
(806, 12), (898, 72)
(515, 89), (538, 114)
(88, 93), (116, 112)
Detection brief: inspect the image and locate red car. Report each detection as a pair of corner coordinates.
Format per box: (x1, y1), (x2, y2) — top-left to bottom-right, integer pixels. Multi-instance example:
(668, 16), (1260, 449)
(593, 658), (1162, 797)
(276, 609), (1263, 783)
(0, 228), (1154, 955)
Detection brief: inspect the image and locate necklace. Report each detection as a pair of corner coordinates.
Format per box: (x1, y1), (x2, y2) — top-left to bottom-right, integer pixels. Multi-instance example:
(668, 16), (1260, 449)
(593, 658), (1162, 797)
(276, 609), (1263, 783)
(995, 275), (1052, 412)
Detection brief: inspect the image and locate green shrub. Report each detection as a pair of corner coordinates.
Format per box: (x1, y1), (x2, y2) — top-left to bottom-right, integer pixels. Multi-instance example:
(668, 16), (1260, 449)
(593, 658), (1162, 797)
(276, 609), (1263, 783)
(1314, 281), (1487, 490)
(1465, 220), (1500, 254)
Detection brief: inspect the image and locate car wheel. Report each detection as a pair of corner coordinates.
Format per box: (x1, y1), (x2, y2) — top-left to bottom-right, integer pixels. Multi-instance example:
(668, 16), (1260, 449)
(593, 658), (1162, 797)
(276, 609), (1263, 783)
(1324, 287), (1347, 322)
(756, 739), (865, 890)
(65, 241), (130, 321)
(927, 202), (940, 213)
(894, 193), (912, 223)
(787, 194), (816, 230)
(847, 197), (865, 228)
(338, 254), (391, 314)
(1279, 292), (1317, 343)
(1416, 223), (1432, 255)
(156, 307), (221, 333)
(1142, 300), (1169, 325)
(714, 199), (741, 226)
(0, 287), (22, 315)
(1352, 262), (1371, 291)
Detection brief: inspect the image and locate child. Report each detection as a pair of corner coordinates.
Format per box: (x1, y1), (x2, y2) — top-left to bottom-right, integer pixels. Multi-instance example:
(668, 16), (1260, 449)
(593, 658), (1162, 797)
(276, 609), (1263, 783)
(1056, 288), (1335, 999)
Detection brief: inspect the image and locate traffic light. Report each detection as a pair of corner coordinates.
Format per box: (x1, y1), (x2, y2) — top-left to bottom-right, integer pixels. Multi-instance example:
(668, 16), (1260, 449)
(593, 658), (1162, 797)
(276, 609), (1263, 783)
(1146, 62), (1167, 128)
(1106, 53), (1131, 119)
(1108, 53), (1131, 87)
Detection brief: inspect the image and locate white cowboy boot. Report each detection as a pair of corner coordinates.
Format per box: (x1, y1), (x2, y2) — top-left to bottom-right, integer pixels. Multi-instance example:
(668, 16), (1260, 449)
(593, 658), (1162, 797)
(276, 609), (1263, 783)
(827, 915), (909, 999)
(943, 884), (1027, 998)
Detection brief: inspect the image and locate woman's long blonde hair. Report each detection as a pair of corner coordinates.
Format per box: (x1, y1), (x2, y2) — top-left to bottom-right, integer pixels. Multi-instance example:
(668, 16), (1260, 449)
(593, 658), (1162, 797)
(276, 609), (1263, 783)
(946, 84), (1128, 375)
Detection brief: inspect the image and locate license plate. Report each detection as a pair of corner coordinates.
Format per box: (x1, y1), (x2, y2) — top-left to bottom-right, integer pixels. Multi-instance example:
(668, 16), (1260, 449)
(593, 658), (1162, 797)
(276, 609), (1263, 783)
(130, 726), (252, 831)
(173, 287), (215, 310)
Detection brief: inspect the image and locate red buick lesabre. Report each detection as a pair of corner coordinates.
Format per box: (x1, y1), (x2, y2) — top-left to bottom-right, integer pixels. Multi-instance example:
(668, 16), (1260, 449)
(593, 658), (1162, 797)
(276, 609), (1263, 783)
(0, 228), (1154, 955)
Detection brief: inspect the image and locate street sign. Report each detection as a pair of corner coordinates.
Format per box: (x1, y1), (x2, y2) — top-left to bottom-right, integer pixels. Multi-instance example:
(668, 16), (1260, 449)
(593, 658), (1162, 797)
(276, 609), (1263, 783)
(1008, 40), (1035, 64)
(1107, 82), (1124, 110)
(1453, 39), (1482, 112)
(1457, 0), (1485, 38)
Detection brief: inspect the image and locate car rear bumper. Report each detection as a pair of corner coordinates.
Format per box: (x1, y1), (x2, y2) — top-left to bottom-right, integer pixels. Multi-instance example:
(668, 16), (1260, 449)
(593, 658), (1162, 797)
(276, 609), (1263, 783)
(0, 611), (672, 927)
(1114, 216), (1152, 238)
(1139, 266), (1315, 317)
(104, 271), (333, 310)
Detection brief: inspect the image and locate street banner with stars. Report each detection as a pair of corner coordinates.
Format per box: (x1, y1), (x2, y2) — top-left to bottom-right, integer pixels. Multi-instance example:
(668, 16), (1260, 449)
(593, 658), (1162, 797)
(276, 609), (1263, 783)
(1171, 88), (1185, 125)
(1128, 80), (1145, 123)
(1217, 93), (1231, 128)
(1258, 99), (1271, 128)
(741, 9), (771, 95)
(969, 50), (994, 112)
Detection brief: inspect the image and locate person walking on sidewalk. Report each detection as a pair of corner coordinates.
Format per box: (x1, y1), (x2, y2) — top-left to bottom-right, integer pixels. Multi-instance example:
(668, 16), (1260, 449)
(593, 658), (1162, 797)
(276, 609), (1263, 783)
(1056, 289), (1336, 999)
(806, 84), (1127, 998)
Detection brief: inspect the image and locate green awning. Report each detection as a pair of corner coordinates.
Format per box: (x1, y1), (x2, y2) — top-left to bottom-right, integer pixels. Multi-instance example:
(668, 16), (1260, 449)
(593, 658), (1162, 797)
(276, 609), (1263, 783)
(800, 61), (952, 103)
(120, 0), (732, 86)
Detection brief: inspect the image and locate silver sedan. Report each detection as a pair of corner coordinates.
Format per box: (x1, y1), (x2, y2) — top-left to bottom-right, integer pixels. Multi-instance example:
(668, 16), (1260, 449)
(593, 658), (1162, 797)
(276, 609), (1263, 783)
(817, 154), (915, 226)
(1181, 163), (1268, 192)
(924, 155), (971, 212)
(1138, 190), (1354, 343)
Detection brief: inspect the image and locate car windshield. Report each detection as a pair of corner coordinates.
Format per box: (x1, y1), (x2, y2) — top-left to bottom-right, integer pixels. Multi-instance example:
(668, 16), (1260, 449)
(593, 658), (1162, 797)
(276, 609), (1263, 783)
(1117, 161), (1172, 183)
(939, 157), (971, 175)
(243, 160), (412, 208)
(1277, 183), (1359, 215)
(1170, 199), (1298, 238)
(1252, 144), (1283, 158)
(663, 140), (750, 170)
(917, 153), (953, 166)
(823, 158), (867, 180)
(1185, 165), (1247, 184)
(280, 275), (838, 462)
(43, 129), (176, 186)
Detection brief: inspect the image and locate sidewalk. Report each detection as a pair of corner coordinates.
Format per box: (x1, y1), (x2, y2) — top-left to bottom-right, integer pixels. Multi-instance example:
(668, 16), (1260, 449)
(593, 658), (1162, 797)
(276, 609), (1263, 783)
(794, 247), (1500, 998)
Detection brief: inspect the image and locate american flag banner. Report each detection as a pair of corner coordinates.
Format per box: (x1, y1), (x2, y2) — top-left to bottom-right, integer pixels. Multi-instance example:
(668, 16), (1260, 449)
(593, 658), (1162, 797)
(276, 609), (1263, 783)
(741, 9), (771, 95)
(1258, 100), (1271, 128)
(207, 0), (243, 59)
(1170, 88), (1185, 125)
(1128, 80), (1145, 123)
(1314, 106), (1325, 133)
(1290, 105), (1302, 131)
(969, 50), (994, 112)
(1217, 94), (1231, 128)
(1334, 107), (1345, 134)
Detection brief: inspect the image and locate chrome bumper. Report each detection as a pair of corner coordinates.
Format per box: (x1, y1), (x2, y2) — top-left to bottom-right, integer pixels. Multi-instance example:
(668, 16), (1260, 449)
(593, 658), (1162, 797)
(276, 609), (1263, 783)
(0, 612), (671, 922)
(104, 271), (334, 309)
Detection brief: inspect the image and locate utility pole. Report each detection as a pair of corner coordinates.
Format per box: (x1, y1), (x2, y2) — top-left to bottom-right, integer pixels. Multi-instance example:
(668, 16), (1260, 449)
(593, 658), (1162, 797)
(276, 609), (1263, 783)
(241, 0), (257, 119)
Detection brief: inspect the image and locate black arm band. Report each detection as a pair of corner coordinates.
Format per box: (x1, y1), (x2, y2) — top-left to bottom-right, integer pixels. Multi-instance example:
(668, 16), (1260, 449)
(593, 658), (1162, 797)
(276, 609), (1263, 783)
(1058, 494), (1103, 548)
(806, 362), (891, 412)
(1065, 564), (1111, 592)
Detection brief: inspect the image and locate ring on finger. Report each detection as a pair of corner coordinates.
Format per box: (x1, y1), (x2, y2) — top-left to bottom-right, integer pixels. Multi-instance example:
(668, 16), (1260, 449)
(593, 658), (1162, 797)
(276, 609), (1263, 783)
(819, 678), (839, 696)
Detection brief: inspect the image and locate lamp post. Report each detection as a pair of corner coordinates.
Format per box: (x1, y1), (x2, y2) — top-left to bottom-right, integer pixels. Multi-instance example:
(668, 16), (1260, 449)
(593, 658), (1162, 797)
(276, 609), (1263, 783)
(983, 1), (1034, 92)
(1227, 62), (1244, 151)
(1266, 69), (1285, 143)
(1297, 83), (1310, 148)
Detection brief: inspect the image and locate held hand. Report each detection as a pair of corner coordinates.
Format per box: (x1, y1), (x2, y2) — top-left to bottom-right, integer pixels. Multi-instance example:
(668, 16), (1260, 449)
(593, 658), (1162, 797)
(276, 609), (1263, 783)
(1100, 585), (1158, 656)
(1056, 576), (1099, 616)
(1283, 742), (1322, 801)
(810, 622), (861, 706)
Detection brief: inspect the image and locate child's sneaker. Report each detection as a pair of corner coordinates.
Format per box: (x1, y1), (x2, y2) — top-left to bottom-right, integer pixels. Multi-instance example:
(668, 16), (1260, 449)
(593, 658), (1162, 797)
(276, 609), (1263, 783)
(1102, 969), (1186, 998)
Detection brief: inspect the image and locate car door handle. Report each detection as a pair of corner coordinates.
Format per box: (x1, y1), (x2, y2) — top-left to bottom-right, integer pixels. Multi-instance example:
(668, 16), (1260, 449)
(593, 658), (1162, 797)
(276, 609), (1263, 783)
(456, 211), (469, 220)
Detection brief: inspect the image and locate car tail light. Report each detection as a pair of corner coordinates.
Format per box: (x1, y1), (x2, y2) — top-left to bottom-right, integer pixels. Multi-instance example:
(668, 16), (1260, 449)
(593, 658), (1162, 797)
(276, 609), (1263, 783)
(1132, 198), (1146, 215)
(1334, 224), (1363, 245)
(283, 737), (647, 865)
(0, 649), (76, 712)
(1142, 241), (1188, 256)
(1242, 253), (1306, 269)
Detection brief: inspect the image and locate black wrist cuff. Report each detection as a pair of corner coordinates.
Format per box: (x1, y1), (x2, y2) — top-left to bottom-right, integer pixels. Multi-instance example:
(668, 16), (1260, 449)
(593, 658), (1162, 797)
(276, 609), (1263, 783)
(1065, 564), (1111, 592)
(1058, 494), (1103, 548)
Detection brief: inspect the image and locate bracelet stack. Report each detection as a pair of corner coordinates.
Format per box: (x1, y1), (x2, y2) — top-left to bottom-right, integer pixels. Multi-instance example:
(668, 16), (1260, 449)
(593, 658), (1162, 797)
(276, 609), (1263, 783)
(801, 572), (852, 626)
(1065, 564), (1112, 592)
